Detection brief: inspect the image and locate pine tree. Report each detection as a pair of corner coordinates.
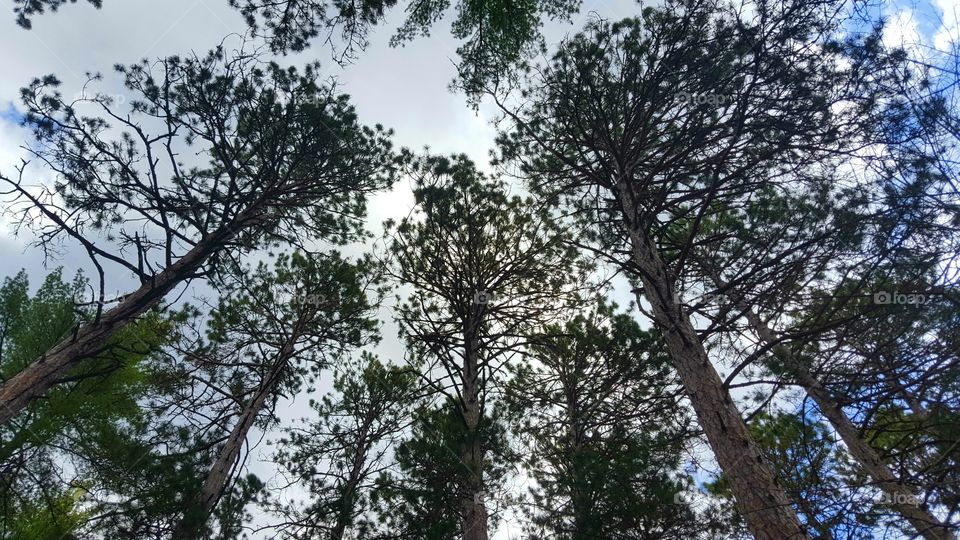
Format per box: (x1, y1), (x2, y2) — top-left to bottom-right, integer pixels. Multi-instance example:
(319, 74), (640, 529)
(385, 154), (589, 539)
(0, 269), (174, 538)
(493, 2), (863, 536)
(171, 251), (382, 537)
(505, 298), (710, 539)
(707, 411), (878, 539)
(272, 354), (417, 539)
(0, 47), (396, 425)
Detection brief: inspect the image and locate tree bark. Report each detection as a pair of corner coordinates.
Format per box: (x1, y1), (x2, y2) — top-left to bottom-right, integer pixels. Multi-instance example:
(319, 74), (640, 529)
(460, 334), (489, 540)
(330, 413), (376, 540)
(170, 337), (295, 540)
(618, 193), (809, 539)
(0, 206), (277, 427)
(727, 287), (954, 539)
(564, 385), (590, 537)
(0, 225), (240, 426)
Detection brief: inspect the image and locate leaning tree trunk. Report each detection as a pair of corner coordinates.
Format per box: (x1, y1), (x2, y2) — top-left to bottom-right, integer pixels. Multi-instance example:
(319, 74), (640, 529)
(618, 193), (809, 539)
(171, 338), (295, 540)
(0, 212), (263, 426)
(330, 413), (377, 540)
(717, 279), (956, 540)
(459, 332), (489, 540)
(0, 236), (219, 426)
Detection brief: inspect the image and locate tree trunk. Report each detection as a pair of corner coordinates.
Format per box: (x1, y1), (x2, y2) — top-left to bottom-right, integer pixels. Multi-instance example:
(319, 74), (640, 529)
(564, 381), (591, 537)
(460, 335), (489, 540)
(171, 338), (294, 540)
(330, 513), (349, 540)
(618, 197), (808, 538)
(718, 280), (955, 540)
(0, 215), (259, 426)
(329, 461), (361, 540)
(330, 414), (376, 540)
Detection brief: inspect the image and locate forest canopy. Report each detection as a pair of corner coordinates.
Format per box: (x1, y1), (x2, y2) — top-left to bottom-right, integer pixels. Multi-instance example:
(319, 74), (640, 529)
(0, 0), (958, 539)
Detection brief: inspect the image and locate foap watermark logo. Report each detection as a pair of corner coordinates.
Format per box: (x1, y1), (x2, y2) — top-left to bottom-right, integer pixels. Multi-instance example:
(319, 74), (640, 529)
(290, 292), (338, 307)
(700, 292), (727, 306)
(676, 92), (729, 106)
(875, 492), (920, 506)
(473, 291), (496, 305)
(872, 284), (957, 306)
(70, 91), (127, 106)
(872, 291), (932, 306)
(73, 288), (127, 308)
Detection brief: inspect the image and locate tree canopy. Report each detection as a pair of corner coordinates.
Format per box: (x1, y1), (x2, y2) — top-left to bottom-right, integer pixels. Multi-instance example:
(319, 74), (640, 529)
(1, 0), (959, 538)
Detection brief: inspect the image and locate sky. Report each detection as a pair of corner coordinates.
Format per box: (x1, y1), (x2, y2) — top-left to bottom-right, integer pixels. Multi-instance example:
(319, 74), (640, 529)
(0, 0), (956, 537)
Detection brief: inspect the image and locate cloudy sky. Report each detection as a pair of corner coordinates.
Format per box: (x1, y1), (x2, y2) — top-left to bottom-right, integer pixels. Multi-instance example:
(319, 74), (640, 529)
(0, 0), (956, 536)
(0, 0), (650, 306)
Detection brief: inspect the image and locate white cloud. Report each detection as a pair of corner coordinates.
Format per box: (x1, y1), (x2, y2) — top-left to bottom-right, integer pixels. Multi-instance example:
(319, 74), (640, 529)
(883, 9), (922, 49)
(933, 0), (960, 51)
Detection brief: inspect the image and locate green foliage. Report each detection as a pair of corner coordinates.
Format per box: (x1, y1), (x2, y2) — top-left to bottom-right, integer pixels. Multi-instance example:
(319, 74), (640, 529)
(393, 0), (580, 94)
(12, 0), (101, 28)
(707, 411), (876, 539)
(5, 486), (87, 540)
(0, 269), (172, 538)
(497, 0), (850, 263)
(273, 354), (418, 537)
(16, 0), (582, 95)
(389, 153), (589, 368)
(206, 250), (383, 403)
(18, 47), (397, 278)
(372, 402), (517, 538)
(214, 474), (269, 539)
(167, 251), (384, 536)
(507, 299), (707, 539)
(8, 1), (960, 537)
(226, 0), (580, 95)
(385, 154), (590, 538)
(229, 0), (400, 55)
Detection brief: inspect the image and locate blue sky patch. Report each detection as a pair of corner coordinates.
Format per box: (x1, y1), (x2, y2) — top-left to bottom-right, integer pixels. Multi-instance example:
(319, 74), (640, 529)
(0, 102), (25, 125)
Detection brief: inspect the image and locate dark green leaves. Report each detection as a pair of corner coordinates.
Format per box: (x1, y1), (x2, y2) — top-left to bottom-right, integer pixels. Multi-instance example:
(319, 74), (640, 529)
(12, 0), (101, 29)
